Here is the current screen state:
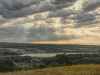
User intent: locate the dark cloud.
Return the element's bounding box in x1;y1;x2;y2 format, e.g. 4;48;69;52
74;13;96;27
0;0;37;18
84;1;100;12
0;0;99;43
0;0;99;18
0;0;75;18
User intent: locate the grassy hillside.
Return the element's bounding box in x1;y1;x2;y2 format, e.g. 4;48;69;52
0;64;100;75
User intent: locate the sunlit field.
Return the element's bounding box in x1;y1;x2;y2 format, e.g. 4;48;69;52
0;64;100;75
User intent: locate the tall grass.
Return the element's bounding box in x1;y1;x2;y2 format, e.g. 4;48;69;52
0;64;100;75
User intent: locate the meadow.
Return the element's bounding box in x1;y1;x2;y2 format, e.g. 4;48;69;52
0;64;100;75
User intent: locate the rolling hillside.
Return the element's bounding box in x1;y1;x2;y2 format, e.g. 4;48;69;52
0;64;100;75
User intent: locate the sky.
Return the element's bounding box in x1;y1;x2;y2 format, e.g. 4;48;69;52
0;0;100;45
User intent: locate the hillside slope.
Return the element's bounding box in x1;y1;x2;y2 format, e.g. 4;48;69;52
0;64;100;75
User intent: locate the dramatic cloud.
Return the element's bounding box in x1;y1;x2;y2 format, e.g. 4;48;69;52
0;0;76;18
0;0;99;44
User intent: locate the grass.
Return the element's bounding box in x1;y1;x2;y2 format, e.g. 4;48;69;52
0;64;100;75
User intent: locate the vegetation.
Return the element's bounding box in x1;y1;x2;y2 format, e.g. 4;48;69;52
0;53;70;72
1;53;100;72
0;64;100;75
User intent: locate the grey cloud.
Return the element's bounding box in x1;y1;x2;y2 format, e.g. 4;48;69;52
48;0;100;18
0;0;99;43
48;9;75;18
0;0;37;18
84;3;100;12
0;0;99;18
27;25;80;41
0;24;80;43
0;0;75;18
74;13;96;27
0;26;28;43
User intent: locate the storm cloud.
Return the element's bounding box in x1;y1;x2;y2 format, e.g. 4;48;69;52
0;0;99;43
0;0;76;18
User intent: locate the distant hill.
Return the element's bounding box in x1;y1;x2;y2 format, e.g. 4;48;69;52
0;42;99;48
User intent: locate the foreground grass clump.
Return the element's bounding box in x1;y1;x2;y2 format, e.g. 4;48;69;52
0;64;100;75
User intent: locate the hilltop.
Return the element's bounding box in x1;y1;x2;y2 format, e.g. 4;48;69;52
0;64;100;75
